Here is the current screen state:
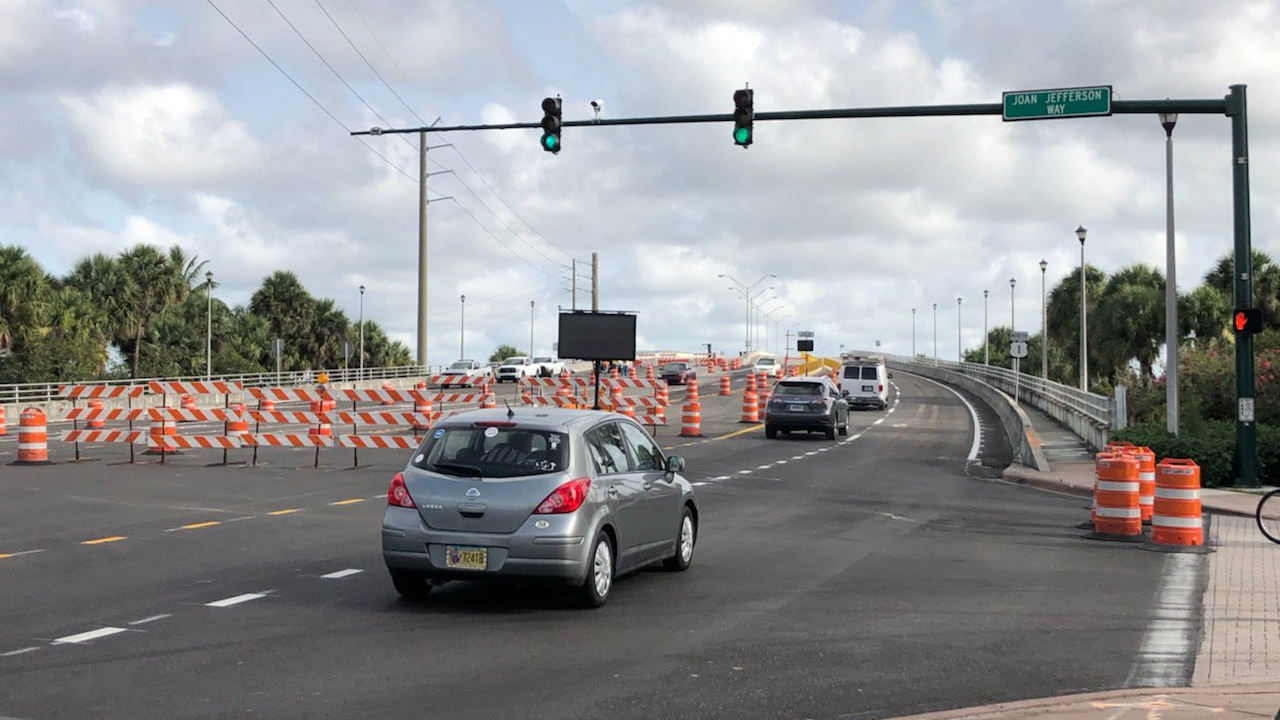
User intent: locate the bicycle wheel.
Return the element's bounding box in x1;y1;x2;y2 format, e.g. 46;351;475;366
1256;489;1280;544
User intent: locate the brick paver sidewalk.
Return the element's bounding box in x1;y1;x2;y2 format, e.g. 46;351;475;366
1194;514;1280;686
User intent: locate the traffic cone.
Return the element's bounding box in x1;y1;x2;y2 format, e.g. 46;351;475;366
680;399;702;437
720;376;731;396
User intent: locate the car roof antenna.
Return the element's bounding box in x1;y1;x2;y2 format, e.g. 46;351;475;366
504;399;516;420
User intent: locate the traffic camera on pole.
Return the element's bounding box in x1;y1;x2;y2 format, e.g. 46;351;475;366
540;96;562;154
732;87;753;148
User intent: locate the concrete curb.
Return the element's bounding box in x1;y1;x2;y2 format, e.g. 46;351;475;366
880;681;1280;719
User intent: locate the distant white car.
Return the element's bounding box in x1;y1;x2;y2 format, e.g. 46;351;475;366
441;359;492;388
531;356;565;377
495;356;537;383
752;356;783;377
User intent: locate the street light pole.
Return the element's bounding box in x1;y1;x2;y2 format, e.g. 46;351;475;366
459;294;466;359
1161;112;1180;435
1040;259;1048;380
205;271;213;377
358;285;366;380
1077;225;1088;391
983;289;989;365
1010;277;1017;376
719;273;777;354
957;297;962;363
932;302;937;366
911;308;916;359
530;300;535;357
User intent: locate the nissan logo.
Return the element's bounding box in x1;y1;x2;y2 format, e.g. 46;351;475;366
465;487;480;500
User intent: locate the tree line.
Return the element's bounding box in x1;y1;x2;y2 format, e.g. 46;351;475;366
962;250;1280;424
0;244;412;384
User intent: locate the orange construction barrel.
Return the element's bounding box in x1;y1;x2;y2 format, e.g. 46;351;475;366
15;408;51;465
86;399;105;429
1121;446;1156;523
1093;452;1141;536
1152;459;1203;546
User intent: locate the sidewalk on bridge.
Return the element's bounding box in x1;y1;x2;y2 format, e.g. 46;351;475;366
882;682;1280;719
1002;461;1277;519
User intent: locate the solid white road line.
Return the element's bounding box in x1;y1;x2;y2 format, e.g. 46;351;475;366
320;569;363;579
1;646;41;657
0;549;45;559
909;374;980;463
128;614;171;625
1126;551;1203;687
206;592;269;608
692;481;708;486
52;627;128;645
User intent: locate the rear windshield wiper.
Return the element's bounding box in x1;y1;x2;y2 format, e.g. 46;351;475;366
429;462;484;477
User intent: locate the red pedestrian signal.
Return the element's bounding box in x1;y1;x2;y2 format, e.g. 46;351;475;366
1234;307;1262;334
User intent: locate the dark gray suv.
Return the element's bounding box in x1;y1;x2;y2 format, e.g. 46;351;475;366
763;377;849;440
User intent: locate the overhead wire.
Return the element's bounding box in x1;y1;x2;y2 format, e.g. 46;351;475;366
203;0;417;184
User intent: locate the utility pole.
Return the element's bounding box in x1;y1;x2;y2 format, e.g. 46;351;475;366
417;131;429;371
1228;84;1257;486
530;300;536;357
911;308;916;359
571;257;577;311
591;252;599;311
983;289;989;365
1161;112;1179;435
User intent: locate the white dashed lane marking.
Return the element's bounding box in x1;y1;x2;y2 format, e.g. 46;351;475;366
128;614;170;625
320;569;363;579
52;627;128;645
206;592;269;608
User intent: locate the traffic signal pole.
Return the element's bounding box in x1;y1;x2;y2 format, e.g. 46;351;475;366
355;88;1255;484
1228;84;1258;487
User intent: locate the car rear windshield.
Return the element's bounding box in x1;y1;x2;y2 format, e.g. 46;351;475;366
757;358;776;365
776;382;823;396
843;365;878;379
449;362;472;370
662;363;687;371
533;357;553;363
412;426;568;478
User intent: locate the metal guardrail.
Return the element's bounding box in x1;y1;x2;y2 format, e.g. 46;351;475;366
885;354;1120;450
0;365;446;405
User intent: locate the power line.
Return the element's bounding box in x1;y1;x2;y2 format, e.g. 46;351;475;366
333;0;572;263
203;0;416;184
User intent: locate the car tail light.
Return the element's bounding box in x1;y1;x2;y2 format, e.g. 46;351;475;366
878;384;884;392
809;397;826;408
534;477;591;514
473;421;516;428
387;472;416;508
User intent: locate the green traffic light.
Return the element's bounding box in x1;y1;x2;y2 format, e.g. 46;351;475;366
542;133;559;151
734;127;751;144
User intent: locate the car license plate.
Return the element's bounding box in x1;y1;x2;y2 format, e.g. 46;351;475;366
788;404;804;411
445;545;487;570
862;385;874;392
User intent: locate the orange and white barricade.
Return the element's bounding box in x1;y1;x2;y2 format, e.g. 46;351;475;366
251;387;333;404
154;435;243;450
58;385;147;400
0;406;6;436
242;433;332;448
61;429;148;445
1093;453;1141;537
148;381;243;397
380;382;396;406
16;408;51;464
336;435;420;450
1152;459;1203;546
86;399;105;429
227;403;249;437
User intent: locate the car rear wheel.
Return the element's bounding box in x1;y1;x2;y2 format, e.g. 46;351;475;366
663;508;696;571
575;532;614;608
389;569;433;600
824;426;836;440
838;420;848;436
765;425;777;439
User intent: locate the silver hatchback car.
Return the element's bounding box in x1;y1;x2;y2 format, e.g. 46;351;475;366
382;408;698;607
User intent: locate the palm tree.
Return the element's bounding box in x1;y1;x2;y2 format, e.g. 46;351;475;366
307;298;350;369
1047;264;1108;386
250;271;314;368
1180;284;1230;345
1096;264;1166;379
65;252;131;352
0;245;51;351
1205;250;1280;320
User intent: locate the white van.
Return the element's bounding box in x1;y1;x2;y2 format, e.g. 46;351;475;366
839;355;889;410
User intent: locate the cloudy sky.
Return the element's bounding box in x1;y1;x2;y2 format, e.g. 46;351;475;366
5;0;1280;366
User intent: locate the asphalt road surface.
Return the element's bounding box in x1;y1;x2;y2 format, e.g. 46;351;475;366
0;372;1176;720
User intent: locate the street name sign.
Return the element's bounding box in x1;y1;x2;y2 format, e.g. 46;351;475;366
1010;331;1029;342
1003;86;1112;121
797;330;815;338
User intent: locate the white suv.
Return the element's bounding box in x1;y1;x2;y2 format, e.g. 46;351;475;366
838;358;889;410
531;356;565;377
496;356;537;383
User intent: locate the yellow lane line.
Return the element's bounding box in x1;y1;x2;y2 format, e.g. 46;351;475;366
179;521;222;530
329;498;366;506
267;508;302;516
81;536;127;545
711;424;763;441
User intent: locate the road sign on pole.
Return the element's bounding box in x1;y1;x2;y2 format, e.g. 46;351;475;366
1010;341;1029;359
797;330;815;338
1010;331;1029;342
1003;86;1112;121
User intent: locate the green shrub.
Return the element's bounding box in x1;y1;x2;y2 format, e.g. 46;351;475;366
1109;420;1275;488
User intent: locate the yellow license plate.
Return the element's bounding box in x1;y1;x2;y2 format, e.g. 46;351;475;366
445;545;487;570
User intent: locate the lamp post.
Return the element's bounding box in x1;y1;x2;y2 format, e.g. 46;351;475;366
719;273;777;353
1010;278;1017;376
932;302;937;366
358;285;365;379
1040;259;1048;380
459;294;466;360
911;308;916;359
763;305;785;352
757;295;782;350
983;289;989;365
204;271;213;377
1161;112;1180;435
1077;225;1088;391
529;300;535;357
957;297;962;363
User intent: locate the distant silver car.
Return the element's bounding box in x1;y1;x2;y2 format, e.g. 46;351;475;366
382;408;698;607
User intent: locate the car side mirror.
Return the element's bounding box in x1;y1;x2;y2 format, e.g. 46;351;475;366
665;455;686;477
